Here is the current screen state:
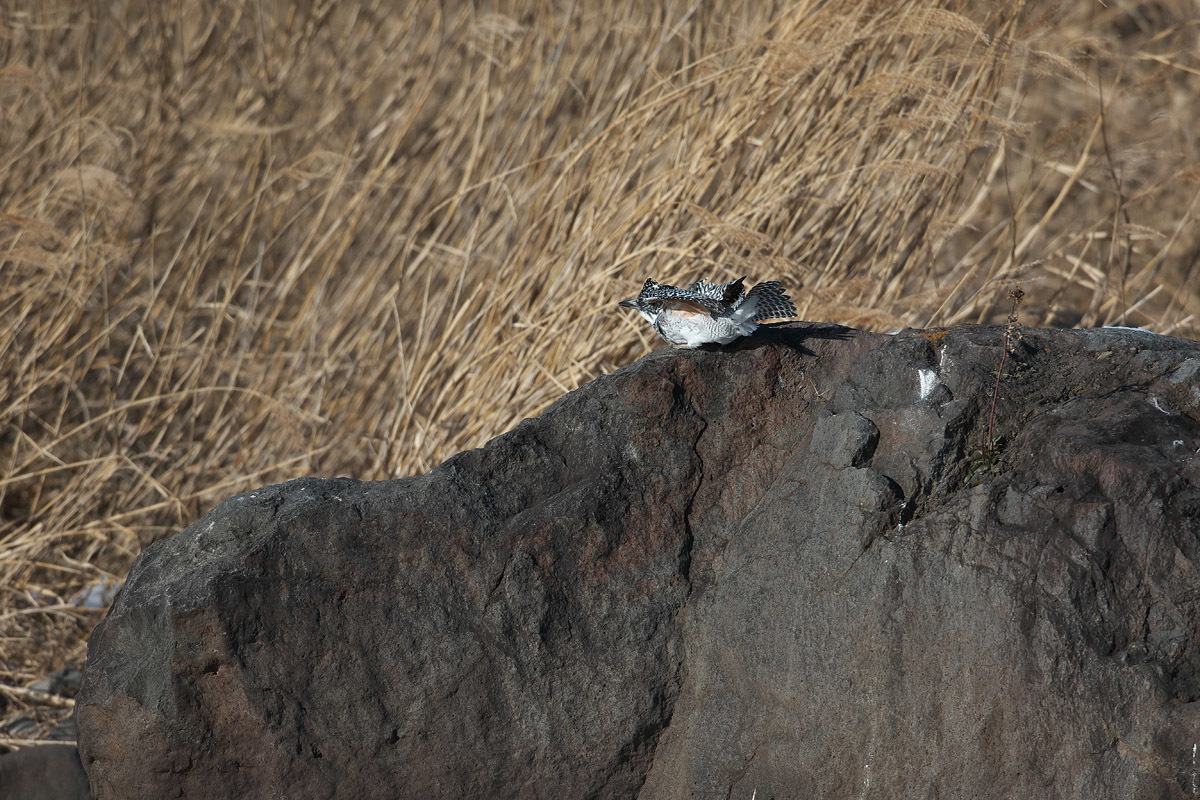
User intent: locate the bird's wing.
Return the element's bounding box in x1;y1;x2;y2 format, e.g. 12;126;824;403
720;277;746;304
688;276;746;304
662;297;715;317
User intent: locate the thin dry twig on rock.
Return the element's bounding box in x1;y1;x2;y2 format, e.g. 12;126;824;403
986;286;1026;449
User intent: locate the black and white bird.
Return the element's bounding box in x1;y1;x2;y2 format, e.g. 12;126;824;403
618;276;796;348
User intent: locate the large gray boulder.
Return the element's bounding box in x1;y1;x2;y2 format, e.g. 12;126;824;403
76;323;1200;798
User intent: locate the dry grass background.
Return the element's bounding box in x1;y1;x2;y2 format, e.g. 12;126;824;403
2;0;1198;748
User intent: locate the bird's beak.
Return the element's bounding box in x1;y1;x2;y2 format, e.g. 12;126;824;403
618;299;637;308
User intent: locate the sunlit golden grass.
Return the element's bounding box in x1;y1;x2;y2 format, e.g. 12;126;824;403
2;0;1199;745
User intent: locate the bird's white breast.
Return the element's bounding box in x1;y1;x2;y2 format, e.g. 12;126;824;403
654;310;755;348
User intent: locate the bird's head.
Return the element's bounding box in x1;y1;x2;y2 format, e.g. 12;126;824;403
618;278;668;323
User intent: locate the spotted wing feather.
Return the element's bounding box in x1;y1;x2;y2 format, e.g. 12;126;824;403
688;276;746;305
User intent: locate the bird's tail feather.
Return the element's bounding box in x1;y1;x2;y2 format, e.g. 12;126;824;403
734;281;797;322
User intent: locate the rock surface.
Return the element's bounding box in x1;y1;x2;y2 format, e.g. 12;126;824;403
0;744;92;800
76;323;1200;799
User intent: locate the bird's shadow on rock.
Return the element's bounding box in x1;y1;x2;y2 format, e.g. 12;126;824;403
710;321;857;357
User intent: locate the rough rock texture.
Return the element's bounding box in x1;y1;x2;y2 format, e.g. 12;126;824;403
0;744;92;800
76;324;1200;799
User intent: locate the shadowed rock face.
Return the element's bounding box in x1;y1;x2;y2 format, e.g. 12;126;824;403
0;744;91;800
76;323;1200;799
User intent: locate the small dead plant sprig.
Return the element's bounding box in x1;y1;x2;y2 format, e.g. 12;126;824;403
986;286;1026;452
1095;61;1133;327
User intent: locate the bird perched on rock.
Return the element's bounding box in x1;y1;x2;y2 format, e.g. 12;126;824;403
618;276;797;348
